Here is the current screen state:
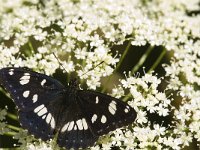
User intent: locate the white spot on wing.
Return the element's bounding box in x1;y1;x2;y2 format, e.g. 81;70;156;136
20;73;30;85
37;107;47;116
20;74;30;79
61;122;70;132
9;72;14;75
23;90;30;98
62;118;88;132
32;107;55;129
82;118;88;130
91;114;97;123
41;79;46;86
101;115;107;124
42;115;46;119
8;69;14;75
68;121;74;131
124;106;130;113
20;80;29;85
95;96;99;104
50;117;55;129
76;119;83;130
124;108;129;113
32;94;38;103
108;100;117;115
46;113;52;124
34;104;44;113
24;73;30;76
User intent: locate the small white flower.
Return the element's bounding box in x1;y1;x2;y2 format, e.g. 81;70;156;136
38;47;48;54
136;110;147;124
112;85;124;98
153;124;166;136
27;142;52;150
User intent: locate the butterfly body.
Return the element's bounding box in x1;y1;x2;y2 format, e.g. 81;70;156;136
0;67;136;149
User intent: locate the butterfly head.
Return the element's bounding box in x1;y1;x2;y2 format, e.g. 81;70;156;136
68;78;79;90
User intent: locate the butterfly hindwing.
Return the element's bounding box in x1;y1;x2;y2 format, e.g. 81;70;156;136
18;95;67;141
77;90;137;136
19;110;55;141
57;101;98;149
0;67;65;111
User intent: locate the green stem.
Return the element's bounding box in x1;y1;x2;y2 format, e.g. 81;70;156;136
7;125;21;131
3;131;17;136
122;93;132;102
7;112;18;121
115;40;132;72
148;48;166;73
0;88;11;99
28;40;34;52
101;41;132;92
131;45;154;75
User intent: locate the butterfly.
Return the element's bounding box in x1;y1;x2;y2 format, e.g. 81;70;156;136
0;67;137;149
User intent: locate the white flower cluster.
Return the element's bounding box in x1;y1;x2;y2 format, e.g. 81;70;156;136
27;141;53;150
0;109;10;135
121;73;170;119
0;0;199;149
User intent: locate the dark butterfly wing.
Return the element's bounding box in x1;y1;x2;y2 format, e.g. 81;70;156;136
19;110;55;141
18;96;67;141
57;90;136;149
0;67;137;149
57;101;98;149
0;67;66;140
0;67;65;111
77;90;137;136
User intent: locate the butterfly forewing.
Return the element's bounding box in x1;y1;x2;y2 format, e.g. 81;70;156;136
0;67;68;141
0;67;65;111
77;90;137;136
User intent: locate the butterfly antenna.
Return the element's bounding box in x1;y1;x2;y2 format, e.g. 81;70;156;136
53;52;104;76
53;52;68;73
82;61;104;76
